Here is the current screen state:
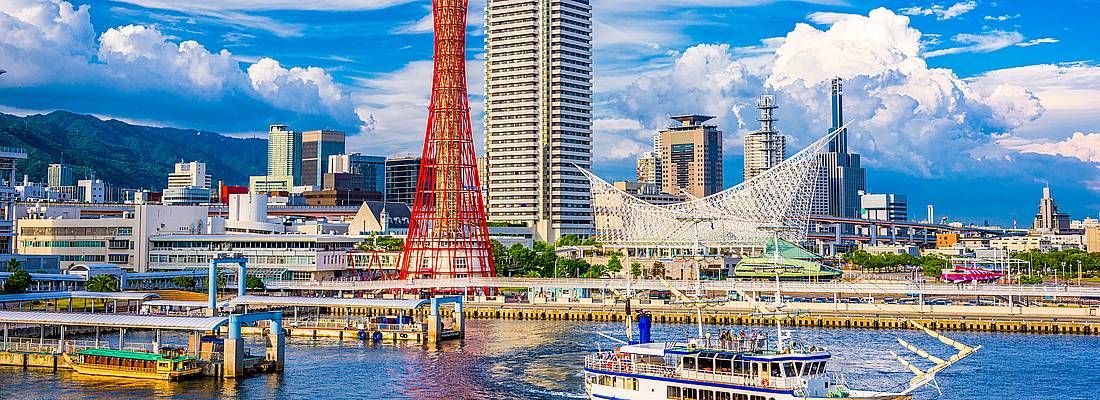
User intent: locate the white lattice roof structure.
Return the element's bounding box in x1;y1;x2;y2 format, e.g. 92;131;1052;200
582;128;842;248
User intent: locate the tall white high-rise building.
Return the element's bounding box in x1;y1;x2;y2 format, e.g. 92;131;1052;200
743;94;786;181
484;0;593;242
267;124;302;186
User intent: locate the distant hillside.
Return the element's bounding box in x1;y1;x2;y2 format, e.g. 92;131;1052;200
0;111;266;190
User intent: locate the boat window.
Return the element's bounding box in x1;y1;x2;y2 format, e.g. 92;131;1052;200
716;392;732;400
783;362;796;378
715;358;731;373
700;389;715;400
683;388;698;400
684;356;698;370
750;396;766;400
793;361;804;376
770;363;781;377
667;386;682;400
698;356;714;372
733;394;748;400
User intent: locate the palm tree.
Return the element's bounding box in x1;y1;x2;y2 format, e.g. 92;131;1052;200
85;275;119;292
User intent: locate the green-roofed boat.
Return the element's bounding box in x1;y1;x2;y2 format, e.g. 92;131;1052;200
733;238;843;281
63;348;202;380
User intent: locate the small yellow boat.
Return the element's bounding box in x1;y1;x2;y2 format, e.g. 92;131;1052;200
63;348;203;381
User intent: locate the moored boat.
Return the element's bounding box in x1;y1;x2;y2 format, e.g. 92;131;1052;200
63;348;202;381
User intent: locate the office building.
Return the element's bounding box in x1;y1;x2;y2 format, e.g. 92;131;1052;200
301;130;345;188
48;163;74;188
657;115;723;198
636;152;660;187
743;94;786;181
16;204;208;271
249;175;294;194
162;186;213;205
1032;186;1071;233
484;0;594;242
328;154;385;194
612;181;684;205
385;155;420;207
860;192;907;222
77;179;108;203
148;234;357;281
304;173;384;206
267;124;302;186
813;78;866;218
167;161;211;189
1086;225;1099;252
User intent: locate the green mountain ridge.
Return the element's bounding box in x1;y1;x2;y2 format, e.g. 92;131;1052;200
0;110;266;190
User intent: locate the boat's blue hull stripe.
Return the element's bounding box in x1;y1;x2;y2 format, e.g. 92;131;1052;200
584;368;795;395
591;394;629;400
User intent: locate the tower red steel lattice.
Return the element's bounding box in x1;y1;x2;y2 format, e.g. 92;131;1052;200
398;0;495;280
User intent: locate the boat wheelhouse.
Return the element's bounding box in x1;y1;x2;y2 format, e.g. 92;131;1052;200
63;348;203;381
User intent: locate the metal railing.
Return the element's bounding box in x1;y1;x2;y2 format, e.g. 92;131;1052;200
286;318;423;332
584;353;676;377
1;337;156;354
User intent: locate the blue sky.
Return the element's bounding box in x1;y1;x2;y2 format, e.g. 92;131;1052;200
1;0;1098;225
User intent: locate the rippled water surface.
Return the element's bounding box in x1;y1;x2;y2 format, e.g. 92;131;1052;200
1;319;1097;399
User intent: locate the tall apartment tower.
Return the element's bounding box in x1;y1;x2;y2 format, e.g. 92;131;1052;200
636;151;660;186
484;0;594;242
743;94;786;181
301;130;346;188
266;124;302;186
657;115;723;198
47;163;74;188
812;78;866;218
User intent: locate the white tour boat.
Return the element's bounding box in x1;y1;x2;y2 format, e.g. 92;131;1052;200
585;226;980;400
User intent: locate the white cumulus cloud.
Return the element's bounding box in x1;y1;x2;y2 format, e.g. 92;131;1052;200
0;0;362;133
999;132;1100;164
599;8;1043;178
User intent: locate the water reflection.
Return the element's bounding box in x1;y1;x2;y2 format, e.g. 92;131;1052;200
0;319;1096;399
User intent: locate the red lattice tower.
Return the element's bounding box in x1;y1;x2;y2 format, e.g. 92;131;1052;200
398;0;495;281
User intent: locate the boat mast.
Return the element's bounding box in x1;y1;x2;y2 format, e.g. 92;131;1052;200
692;218;704;339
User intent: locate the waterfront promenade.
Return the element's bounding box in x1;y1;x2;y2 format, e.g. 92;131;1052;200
264;277;1100;299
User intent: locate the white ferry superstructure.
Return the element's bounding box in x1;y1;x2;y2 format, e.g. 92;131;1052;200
584;332;909;400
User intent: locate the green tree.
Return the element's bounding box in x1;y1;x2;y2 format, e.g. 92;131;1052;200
556;234;582;247
86;275;119;292
583;263;606;279
5;258;22;272
374;236;404;251
172;276;197;290
245;276;266;290
607;253;622;274
3;267;31;294
630;262;642;279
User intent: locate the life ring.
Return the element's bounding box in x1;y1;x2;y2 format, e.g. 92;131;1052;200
371;331;383;343
399;333;408;339
357;329;367;340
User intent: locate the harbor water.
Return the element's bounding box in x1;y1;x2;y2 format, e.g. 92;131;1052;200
0;319;1097;399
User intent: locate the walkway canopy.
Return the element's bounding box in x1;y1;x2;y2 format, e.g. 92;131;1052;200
0;310;229;331
229;295;429;310
0;291;159;303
